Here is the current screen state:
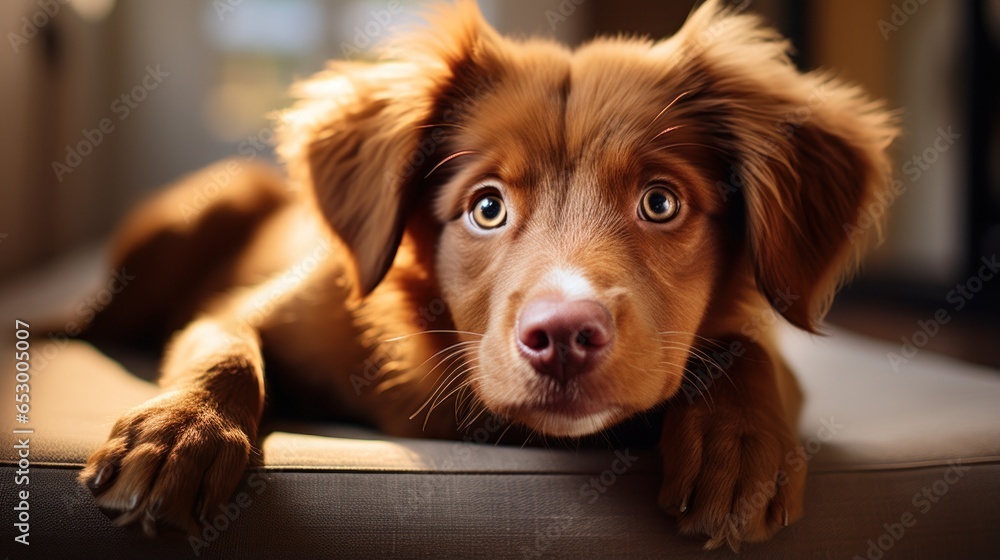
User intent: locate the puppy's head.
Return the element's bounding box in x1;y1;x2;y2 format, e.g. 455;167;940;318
279;0;897;437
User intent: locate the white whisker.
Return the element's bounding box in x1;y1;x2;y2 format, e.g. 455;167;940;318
383;329;484;343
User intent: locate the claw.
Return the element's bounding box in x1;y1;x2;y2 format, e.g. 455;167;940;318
147;496;163;519
89;463;115;490
141;514;159;538
112;506;143;527
660;489;691;517
782;507;789;527
196;498;206;522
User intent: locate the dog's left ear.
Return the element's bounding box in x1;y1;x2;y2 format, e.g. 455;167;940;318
277;61;441;295
277;1;502;295
670;1;899;332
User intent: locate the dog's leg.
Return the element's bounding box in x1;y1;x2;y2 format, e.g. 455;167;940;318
85;160;290;347
78;314;264;536
658;337;806;550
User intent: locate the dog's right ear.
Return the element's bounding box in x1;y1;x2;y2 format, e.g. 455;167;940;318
277;1;503;295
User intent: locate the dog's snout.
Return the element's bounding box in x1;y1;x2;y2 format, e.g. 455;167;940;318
516;298;613;381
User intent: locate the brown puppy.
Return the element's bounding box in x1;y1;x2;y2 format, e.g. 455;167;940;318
79;0;897;550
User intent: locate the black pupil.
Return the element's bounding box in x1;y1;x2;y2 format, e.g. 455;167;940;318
648;191;669;215
479;197;501;220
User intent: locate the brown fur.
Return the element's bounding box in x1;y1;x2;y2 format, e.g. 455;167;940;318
79;0;897;549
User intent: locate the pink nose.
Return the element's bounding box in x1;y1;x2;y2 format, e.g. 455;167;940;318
516;298;614;381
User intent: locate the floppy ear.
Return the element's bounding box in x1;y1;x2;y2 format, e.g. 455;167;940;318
670;0;899;332
277;1;503;295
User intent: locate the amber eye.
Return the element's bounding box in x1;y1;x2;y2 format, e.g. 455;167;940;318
639;185;680;223
470;193;507;229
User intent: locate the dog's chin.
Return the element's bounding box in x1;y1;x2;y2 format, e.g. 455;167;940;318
521;407;623;437
492;401;624;438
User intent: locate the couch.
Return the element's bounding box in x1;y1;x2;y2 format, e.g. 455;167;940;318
1;247;998;559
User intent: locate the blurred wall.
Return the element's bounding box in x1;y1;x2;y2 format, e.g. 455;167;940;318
0;0;589;280
811;0;966;286
0;0;977;295
1;0;115;278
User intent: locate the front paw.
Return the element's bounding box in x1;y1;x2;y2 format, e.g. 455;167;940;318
79;390;254;536
657;402;805;550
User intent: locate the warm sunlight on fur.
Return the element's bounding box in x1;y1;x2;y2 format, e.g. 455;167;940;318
79;0;897;551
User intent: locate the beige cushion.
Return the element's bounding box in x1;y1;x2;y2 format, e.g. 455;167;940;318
1;249;998;558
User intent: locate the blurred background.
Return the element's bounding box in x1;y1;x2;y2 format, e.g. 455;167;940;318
1;0;998;366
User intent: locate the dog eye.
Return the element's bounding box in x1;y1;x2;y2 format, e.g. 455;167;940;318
470;193;507;229
639;185;680;223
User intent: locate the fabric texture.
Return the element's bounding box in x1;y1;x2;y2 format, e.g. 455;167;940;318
1;251;998;559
